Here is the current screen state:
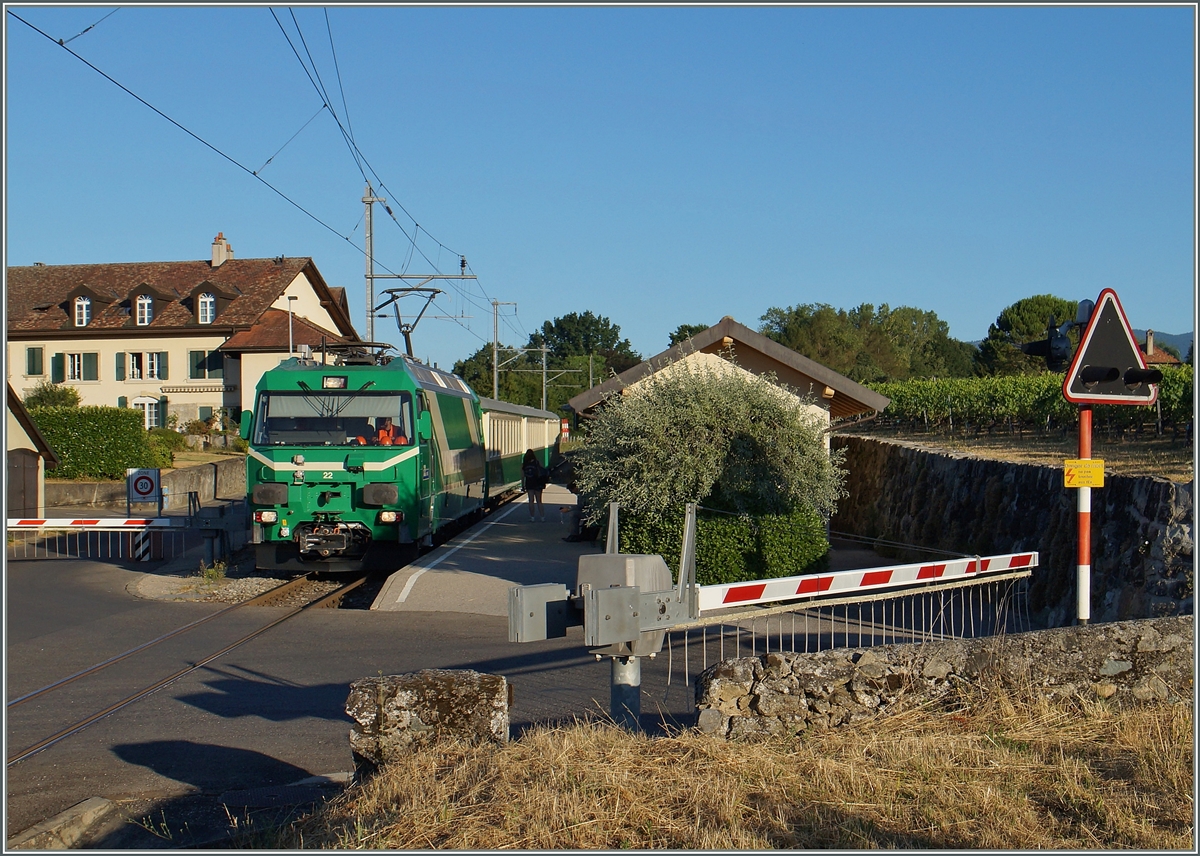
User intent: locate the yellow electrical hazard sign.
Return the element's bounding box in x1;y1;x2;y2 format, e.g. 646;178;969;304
1064;459;1104;488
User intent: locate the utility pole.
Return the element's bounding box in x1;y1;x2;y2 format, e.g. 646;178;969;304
542;347;547;411
363;183;385;344
492;299;516;399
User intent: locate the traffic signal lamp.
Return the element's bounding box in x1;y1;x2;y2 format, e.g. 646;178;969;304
1078;365;1119;387
1020;315;1074;371
1123;368;1163;389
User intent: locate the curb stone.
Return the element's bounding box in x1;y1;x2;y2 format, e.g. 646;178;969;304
6;797;114;850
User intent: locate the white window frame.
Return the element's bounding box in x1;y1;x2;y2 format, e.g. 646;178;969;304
198;293;216;324
74;297;91;327
128;352;143;380
131;396;160;429
67;352;83;381
146;352;162;380
136;295;153;326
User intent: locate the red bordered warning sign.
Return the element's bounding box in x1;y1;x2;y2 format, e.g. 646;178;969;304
127;468;162;502
1062;288;1159;406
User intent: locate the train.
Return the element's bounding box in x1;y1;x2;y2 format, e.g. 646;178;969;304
239;349;560;573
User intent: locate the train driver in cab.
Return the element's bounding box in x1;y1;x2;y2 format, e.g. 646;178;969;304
375;416;407;446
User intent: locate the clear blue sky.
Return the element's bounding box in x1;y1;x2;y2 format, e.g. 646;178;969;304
5;4;1195;369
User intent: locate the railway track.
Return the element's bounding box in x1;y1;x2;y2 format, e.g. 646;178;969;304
6;573;369;767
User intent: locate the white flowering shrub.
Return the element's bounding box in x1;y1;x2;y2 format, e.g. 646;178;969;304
572;356;847;583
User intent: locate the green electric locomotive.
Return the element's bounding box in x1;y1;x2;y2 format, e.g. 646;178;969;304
240;351;558;573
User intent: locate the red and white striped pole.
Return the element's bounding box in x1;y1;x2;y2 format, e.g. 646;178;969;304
1077;405;1092;625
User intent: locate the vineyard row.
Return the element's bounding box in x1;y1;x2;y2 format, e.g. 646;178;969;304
864;366;1194;434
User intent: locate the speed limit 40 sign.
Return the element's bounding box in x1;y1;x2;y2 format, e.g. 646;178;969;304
127;468;162;502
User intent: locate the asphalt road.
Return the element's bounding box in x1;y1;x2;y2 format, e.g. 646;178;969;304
5;558;696;847
6;489;888;847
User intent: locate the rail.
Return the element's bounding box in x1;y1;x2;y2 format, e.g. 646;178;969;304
6;573;368;767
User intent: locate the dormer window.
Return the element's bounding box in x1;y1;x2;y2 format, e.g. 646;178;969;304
198;293;216;324
136;295;154;326
74;296;92;327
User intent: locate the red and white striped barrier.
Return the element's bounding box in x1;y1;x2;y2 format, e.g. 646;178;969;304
697;552;1037;613
6;518;187;530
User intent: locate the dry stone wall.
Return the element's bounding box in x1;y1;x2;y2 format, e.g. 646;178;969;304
695;616;1193;739
832;435;1193;627
345;669;510;778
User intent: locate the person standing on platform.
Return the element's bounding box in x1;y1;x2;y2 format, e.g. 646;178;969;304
522;449;548;521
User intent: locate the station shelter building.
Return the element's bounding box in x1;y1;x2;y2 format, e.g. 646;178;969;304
566;316;891;446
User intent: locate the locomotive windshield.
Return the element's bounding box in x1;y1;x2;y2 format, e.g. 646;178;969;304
253;391;415;447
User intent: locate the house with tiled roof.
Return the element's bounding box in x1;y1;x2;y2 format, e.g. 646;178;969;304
5;233;360;428
566;317;891;447
1139;331;1183;367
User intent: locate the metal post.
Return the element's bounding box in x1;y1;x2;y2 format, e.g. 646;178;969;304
363;183;384;344
541;347;547;411
492;300;499;399
287;295;297;356
611;655;641;730
605;502;620;554
1078;406;1094;626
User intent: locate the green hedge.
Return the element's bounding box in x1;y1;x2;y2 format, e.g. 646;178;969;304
30;406;161;480
617;506;829;586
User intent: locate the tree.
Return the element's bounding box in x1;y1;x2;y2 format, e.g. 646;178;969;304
668;323;710;347
975;294;1078;376
759;302;974;383
1187;341;1194;366
528;311;640;366
23;380;80;409
572;359;846;526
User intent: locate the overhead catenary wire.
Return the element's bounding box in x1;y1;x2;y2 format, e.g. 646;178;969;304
58;7;119;45
7;10;363;253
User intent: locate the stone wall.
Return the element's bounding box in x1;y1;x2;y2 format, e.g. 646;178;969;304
832;435;1193;627
695;616;1193;739
45;456;246;510
346;670;510;779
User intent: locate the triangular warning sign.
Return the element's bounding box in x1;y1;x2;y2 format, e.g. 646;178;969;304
1063;288;1159;405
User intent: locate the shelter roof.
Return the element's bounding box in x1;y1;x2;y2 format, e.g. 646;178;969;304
566;316;890;421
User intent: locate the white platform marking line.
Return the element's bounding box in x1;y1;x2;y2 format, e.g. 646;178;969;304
395;502;525;603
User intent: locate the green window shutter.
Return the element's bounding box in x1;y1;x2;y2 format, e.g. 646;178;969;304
208;351;223;379
115;352;126;381
159;396;169;424
51;353;65;383
82;352;99;381
158;352;168;380
26;347;43;376
189;350;205;379
117;396;128;408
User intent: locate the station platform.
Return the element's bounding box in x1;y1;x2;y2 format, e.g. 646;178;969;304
372;484;600;614
371;485;889;616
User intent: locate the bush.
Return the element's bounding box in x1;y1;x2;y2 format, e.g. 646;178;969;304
575;355;845;523
30;406;159;480
573;354;843;584
23;381;80;409
150;427;188;452
183;418;211;435
147;427;185;467
618;506;829;585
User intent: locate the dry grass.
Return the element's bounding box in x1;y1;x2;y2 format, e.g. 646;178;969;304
268;685;1193;850
854;429;1194;484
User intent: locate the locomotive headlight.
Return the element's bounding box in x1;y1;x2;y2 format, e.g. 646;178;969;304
377;511;399;524
255;510;279;523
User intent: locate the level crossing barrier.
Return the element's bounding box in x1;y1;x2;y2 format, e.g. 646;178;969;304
508;501;1039;729
662;567;1033;688
6;500;248;563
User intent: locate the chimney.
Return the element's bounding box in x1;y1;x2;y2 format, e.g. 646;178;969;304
211;232;234;267
1146;330;1155;355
